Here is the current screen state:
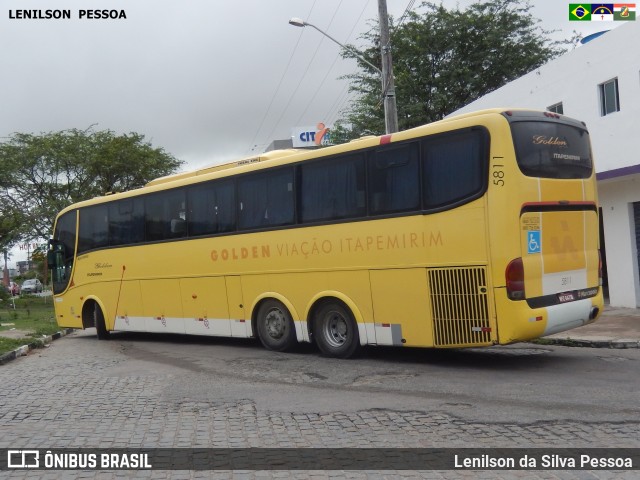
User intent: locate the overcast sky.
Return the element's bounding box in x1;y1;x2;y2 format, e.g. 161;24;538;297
2;0;623;262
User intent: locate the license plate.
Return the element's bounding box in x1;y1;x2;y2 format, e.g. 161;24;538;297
558;292;575;303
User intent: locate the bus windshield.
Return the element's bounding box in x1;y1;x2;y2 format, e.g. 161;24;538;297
49;210;77;295
511;121;593;179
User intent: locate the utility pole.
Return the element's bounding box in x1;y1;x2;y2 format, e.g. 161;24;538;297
2;250;9;287
378;0;399;133
289;1;399;134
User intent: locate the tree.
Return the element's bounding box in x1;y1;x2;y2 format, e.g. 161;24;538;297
0;203;23;284
334;0;570;141
0;127;183;242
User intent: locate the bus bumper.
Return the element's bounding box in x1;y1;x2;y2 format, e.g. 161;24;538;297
494;287;604;344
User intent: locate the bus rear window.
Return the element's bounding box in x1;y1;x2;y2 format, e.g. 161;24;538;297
511;121;593;179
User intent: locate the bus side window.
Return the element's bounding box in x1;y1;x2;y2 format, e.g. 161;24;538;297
170;218;186;236
145;189;186;241
300;153;366;223
189;179;236;236
215;181;236;233
369;143;420;215
167;191;186;238
109;199;144;246
145;211;164;242
78;205;109;253
238;168;294;230
422;130;486;209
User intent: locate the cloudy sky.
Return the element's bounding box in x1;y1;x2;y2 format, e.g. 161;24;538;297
2;0;623;262
1;1;618;167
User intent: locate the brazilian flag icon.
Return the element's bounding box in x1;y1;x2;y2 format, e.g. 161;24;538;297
570;4;592;20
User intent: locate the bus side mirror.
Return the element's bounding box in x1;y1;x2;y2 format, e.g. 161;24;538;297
47;239;64;269
47;250;56;269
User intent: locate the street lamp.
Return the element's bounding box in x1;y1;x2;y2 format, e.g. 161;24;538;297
289;18;381;74
288;17;399;134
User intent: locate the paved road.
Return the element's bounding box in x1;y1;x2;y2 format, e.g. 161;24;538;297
1;329;639;479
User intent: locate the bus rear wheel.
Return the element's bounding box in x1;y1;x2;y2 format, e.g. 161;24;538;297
256;299;297;352
313;302;360;358
94;303;110;340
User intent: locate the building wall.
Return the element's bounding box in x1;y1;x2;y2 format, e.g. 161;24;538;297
598;177;640;306
451;21;640;307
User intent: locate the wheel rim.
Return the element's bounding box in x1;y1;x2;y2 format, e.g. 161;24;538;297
264;307;286;340
322;310;349;348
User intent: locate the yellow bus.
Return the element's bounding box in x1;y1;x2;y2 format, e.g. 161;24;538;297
48;109;603;358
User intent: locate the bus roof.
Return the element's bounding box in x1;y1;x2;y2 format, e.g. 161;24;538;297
145;149;303;187
144;108;519;187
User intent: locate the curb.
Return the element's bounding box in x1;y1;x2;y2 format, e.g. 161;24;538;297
534;337;640;349
0;328;75;365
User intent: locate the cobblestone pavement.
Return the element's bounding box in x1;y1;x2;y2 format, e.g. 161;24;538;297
1;331;638;479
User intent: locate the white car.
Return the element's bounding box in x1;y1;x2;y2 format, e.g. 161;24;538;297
21;279;43;294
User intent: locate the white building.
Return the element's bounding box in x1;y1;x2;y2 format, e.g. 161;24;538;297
452;21;640;307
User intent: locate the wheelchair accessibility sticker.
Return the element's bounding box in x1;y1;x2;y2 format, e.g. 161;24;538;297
528;230;541;254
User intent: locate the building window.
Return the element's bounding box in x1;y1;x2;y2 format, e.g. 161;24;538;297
547;102;563;114
599;78;620;116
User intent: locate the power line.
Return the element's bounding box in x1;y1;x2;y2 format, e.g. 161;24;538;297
294;0;372;125
247;0;319;153
395;0;417;30
325;0;411;129
324;86;350;125
262;0;345;145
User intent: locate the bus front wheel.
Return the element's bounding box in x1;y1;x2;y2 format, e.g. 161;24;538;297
313;302;360;358
256;299;297;352
94;303;110;340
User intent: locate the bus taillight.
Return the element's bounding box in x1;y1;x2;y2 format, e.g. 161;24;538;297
506;257;525;300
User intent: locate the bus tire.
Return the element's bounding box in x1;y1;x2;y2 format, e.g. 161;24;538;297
256;299;297;352
94;303;110;340
313;301;360;358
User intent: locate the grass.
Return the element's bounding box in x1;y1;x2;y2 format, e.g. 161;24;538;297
0;295;62;356
0;337;43;355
